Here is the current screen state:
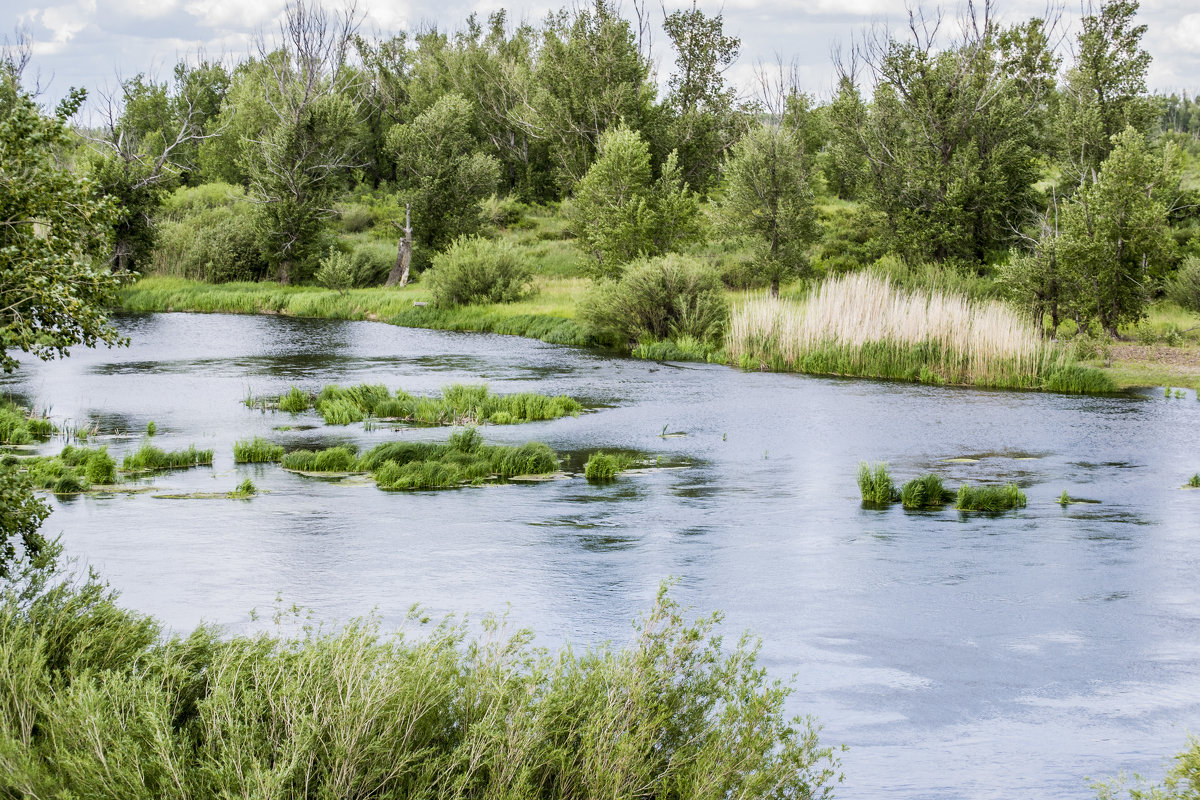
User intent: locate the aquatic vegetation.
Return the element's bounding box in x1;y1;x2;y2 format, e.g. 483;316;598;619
1059;489;1071;505
259;383;582;428
728;273;1113;393
955;483;1027;512
0;575;839;800
584;451;635;481
858;462;899;505
230;478;257;497
899;474;955;509
1042;365;1118;395
122;444;214;472
233;437;285;463
146;420;157;436
1188;474;1200;488
281;446;360;473
0;399;56;445
21;446;117;493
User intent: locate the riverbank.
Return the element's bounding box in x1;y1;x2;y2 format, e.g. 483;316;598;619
116;276;1200;391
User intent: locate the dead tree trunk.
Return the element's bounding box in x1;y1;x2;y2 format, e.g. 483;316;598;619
386;204;412;287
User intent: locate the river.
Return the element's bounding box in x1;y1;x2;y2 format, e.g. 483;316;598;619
3;311;1199;799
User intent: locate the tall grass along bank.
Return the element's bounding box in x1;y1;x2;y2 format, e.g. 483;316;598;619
0;574;840;800
728;273;1115;393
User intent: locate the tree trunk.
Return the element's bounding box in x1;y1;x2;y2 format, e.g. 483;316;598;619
386;204;412;287
278;260;292;286
770;278;780;298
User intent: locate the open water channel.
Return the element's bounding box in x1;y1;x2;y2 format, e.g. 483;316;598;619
3;311;1199;798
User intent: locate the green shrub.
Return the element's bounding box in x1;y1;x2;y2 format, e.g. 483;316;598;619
580;253;729;348
858;462;898;505
479;193;527;228
233;438;285;464
425;236;535;307
900;474;955;509
151;204;270;283
315;247;356;294
338;203;375;233
955;483;1027;512
347;240;396;287
1166;255;1200;313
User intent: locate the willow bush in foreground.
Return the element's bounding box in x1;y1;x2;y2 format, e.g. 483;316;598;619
0;577;840;799
728;273;1115;392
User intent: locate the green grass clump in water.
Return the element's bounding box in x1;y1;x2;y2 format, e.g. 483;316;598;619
281;446;360;472
955;483;1027;512
1188;474;1200;488
264;382;582;428
899;474;955;509
1042;365;1117;394
233;437;285;463
0;575;839;799
858;462;899;505
22;446;117;493
1059;489;1071;505
278;387;311;413
584;451;636;481
146;420;157;436
0;399;56;445
229;478;257;497
358;428;558;490
123;444;214;472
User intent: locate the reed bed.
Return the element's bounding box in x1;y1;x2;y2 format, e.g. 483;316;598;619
261;382;582;427
232;437;284;463
728;273;1114;392
0;574;839;800
122;444;214;472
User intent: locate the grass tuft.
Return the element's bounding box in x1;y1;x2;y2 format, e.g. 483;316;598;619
584;451;635;481
1188;474;1200;488
955;483;1027;512
858;462;899;505
122;444;214;473
0;399;56;445
899;474;955;509
233;437;285;463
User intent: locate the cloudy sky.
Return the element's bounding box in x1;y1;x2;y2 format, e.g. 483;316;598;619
7;0;1200;110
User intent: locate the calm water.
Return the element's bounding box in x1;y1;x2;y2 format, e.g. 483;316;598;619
4;312;1199;799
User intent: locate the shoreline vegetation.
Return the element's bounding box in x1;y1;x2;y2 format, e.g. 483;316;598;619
117;273;1175;395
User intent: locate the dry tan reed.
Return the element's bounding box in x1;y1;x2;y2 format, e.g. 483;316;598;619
727;272;1070;388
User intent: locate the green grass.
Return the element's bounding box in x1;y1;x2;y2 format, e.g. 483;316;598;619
21;446;117;493
229;478;257;497
233;437;285;463
583;451;636;481
122;444;214;472
899;474;955;509
858;462;899;505
0;399;56;445
281;446;360;473
146;420;157;436
955;483;1027;512
0;573;840;800
286;429;559;490
1041;364;1119;394
1188;474;1200;488
259;383;583;427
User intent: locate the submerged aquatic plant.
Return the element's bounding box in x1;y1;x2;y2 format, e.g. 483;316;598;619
955;483;1027;512
899;474;955;509
857;462;899;505
233;437;285;463
123;444;214;472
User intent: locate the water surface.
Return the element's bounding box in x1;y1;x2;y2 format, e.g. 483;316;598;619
4;312;1199;799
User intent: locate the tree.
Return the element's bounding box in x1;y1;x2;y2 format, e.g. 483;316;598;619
1058;0;1155;185
823;75;867;199
569;125;700;276
659;2;746;191
1057;127;1175;336
242;0;363;284
0;465;54;585
0;71;124;373
387;93;501;265
714;123;818;297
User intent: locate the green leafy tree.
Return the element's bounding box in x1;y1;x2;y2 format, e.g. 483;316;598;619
1058;0;1156;185
0;465;55;586
570;125;700;276
823;76;868;200
0;73;123;373
714;123;818;296
387;93;502;264
1057;127;1175;336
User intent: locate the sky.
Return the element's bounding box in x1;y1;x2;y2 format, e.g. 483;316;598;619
6;0;1200;111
